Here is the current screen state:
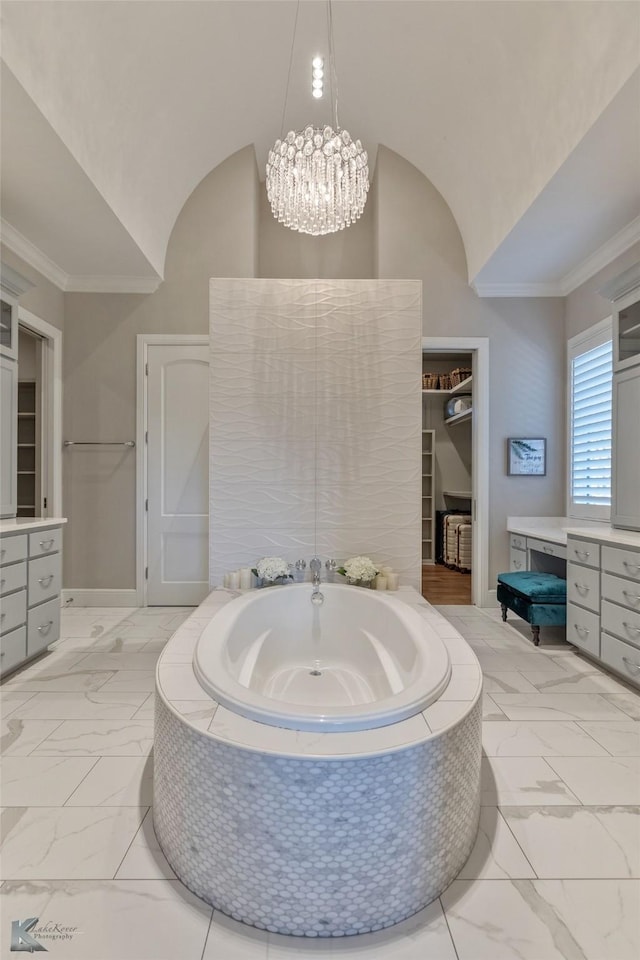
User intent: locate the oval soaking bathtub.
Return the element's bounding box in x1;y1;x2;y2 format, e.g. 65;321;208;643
154;584;482;938
193;583;451;731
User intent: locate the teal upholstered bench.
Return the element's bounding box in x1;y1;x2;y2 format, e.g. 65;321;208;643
497;572;567;646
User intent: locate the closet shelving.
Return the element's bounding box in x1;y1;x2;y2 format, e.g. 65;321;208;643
421;428;435;564
16;380;37;517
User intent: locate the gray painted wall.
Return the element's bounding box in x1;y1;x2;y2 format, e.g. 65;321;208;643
8;143;633;596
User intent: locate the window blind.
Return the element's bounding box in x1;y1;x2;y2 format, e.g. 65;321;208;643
570;339;612;506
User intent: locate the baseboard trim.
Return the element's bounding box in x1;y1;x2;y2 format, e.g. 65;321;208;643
61;589;140;608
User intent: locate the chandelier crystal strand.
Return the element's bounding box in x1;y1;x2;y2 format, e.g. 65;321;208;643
266;125;369;235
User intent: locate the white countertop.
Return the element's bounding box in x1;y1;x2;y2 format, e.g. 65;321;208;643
507;516;640;548
0;517;67;535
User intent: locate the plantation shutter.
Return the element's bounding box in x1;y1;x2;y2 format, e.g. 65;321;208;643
570;339;613;507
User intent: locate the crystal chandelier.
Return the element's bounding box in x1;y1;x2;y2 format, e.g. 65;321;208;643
265;3;369;235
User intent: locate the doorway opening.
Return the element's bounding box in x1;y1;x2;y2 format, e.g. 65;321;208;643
421;337;489;607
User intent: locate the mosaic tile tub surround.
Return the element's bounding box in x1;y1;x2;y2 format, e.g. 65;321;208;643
153;587;482;937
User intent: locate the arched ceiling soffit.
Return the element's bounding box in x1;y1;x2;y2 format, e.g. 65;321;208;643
2;1;639;282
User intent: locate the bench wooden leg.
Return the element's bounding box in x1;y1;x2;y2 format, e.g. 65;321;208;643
500;603;508;622
531;625;540;646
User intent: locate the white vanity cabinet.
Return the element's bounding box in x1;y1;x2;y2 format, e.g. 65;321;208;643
0;519;65;677
509;533;527;572
1;262;34;519
566;537;601;659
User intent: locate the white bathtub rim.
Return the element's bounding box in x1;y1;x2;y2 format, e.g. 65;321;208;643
192;583;453;733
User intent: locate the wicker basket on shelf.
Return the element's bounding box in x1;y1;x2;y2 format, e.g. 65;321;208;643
422;373;440;390
439;373;452;391
450;367;471;387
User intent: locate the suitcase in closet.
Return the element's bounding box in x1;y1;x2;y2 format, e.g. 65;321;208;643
456;522;472;572
444;514;471;568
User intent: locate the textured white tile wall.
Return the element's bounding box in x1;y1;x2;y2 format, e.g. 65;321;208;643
209;279;422;589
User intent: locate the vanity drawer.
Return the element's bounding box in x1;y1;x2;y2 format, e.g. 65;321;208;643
567;562;600;613
567;604;600;658
510;534;527;552
527;537;567;561
29;528;62;558
27;597;60;656
28;552;61;605
0;535;28;566
602;545;640;582
509;545;526;572
0;626;27;677
567;537;599;570
602;572;640;612
0;560;27;596
602;599;640;650
0;588;27;635
600;632;640;687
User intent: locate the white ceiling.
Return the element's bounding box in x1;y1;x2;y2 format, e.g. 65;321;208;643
1;1;639;295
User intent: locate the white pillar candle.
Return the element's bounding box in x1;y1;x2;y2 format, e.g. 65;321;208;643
228;570;240;589
386;573;399;591
375;575;388;591
381;566;393;578
239;567;252;590
223;573;231;588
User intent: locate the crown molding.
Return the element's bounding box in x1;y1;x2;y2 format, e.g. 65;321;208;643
1;219;69;290
559;216;640;296
0;219;161;294
66;275;162;294
471;281;563;298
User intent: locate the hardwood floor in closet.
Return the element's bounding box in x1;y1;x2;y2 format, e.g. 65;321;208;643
422;564;472;605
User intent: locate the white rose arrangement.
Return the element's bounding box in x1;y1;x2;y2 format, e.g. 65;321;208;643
337;556;378;583
252;556;292;582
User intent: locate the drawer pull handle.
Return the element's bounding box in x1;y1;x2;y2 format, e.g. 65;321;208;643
574;582;589;595
623;560;640;576
39;539;55;550
574;624;589;638
622;590;640;606
575;550;590;561
622;656;640;675
622;621;640;637
37;620;54;633
37;575;54;587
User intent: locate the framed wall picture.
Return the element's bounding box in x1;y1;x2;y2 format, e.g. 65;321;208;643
507;437;546;476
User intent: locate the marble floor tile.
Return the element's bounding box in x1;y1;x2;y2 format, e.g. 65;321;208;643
58;616;133;639
132;694;155;719
32;719;154;756
481;672;540;694
60;606;136;618
441;878;640;959
481;757;580;805
0;691;36;718
65;756;154;806
456;806;535;880
577;721;640;756
481;721;609;757
0;806;146;879
481;694;506;721
2;662;116;693
603;692;640;720
501;806;640;878
9;691;148;720
201;912;269;960
1;756;97;806
0;878;212;958
1;717;63;755
544;756;640;805
471;651;572;676
115;809;176;880
97;670;157;693
75;651;162;672
521;671;632;694
490;693;631;721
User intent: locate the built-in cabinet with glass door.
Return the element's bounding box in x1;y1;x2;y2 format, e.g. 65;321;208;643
0;291;18;518
603;263;640;531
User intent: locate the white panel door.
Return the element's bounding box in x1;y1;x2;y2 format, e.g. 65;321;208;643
147;344;209;605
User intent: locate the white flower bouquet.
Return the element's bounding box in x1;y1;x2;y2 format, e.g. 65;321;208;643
252;556;293;584
337;556;378;584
